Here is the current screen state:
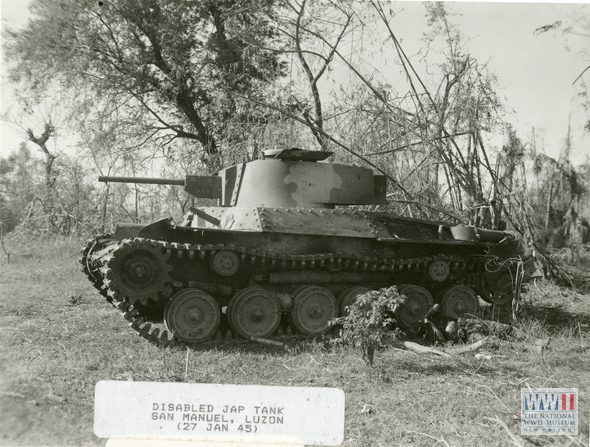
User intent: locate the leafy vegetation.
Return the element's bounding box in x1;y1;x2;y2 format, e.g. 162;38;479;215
333;287;404;366
4;0;287;160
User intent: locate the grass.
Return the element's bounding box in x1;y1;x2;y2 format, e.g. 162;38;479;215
0;236;589;446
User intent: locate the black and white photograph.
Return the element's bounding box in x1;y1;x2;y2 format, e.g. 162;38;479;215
1;0;589;446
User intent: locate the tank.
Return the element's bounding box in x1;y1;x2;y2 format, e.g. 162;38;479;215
80;148;539;346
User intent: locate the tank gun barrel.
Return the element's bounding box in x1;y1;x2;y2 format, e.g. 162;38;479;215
98;176;185;186
99;175;222;199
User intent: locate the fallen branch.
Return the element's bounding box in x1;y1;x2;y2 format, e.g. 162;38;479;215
251;337;284;348
444;338;487;355
402;341;451;358
393;338;487;358
0;391;26;399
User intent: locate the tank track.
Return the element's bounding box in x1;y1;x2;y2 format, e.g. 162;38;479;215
80;234;113;299
81;235;488;348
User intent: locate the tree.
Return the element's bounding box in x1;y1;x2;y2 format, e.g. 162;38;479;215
282;0;354;149
529;125;589;247
0;143;41;234
409;2;505;224
232;1;508;223
4;0;288;168
317;1;505;222
26;122;60;230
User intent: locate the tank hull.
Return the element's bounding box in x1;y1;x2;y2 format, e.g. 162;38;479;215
81;206;531;346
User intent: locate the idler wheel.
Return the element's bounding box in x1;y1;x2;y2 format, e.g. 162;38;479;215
440;285;479;319
477;269;514;305
164;289;220;343
426;260;450;282
227;287;281;339
291;286;338;336
210;250;240;276
337;287;372;317
395;285;434;329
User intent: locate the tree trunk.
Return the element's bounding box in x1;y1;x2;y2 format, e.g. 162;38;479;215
102;183;110;233
545;178;553;230
27;123;59;233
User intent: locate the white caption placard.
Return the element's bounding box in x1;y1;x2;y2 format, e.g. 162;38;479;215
95;381;344;446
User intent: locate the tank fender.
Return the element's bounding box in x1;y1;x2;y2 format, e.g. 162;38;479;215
112;223;144;240
112;218;174;241
136;217;175;241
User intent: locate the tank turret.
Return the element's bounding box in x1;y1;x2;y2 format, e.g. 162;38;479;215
99;149;387;208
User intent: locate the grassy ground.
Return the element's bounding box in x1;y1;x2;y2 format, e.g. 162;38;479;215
0;236;589;447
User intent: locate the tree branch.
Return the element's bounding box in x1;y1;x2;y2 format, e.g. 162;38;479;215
367;132;471;156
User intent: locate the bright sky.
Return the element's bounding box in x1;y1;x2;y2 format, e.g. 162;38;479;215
1;0;589;166
446;1;590;165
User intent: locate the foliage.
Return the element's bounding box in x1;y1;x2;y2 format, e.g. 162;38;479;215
333;286;405;366
0;146;99;237
4;0;288;166
521;126;590;249
0;143;41;234
411;2;504;223
3;0;297;235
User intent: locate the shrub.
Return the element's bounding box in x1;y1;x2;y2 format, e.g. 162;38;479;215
332;286;405;366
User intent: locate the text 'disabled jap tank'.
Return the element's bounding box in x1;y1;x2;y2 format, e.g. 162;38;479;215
81;149;538;346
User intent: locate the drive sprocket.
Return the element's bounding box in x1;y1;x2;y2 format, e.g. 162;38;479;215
477;259;515;305
102;238;173;306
